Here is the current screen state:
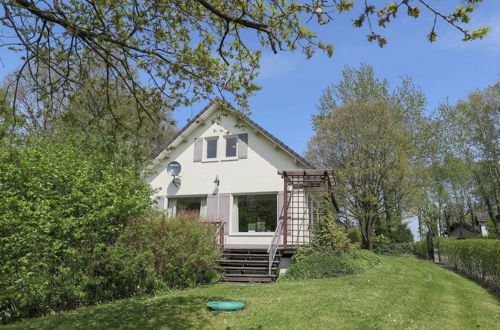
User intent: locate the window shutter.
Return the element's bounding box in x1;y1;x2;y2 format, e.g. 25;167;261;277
238;133;248;159
193;138;202;162
206;194;218;221
219;193;231;233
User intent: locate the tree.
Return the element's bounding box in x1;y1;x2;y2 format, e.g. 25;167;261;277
0;0;490;128
306;65;424;249
436;81;500;233
1;65;177;160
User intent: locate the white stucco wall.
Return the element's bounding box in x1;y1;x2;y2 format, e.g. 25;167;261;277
147;108;307;246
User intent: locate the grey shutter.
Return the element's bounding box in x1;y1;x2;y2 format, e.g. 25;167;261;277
219;193;230;233
206;194;218;221
238;133;248;159
193;138;202;162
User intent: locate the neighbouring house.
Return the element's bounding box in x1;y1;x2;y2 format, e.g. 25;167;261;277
147;99;338;282
446;212;489;238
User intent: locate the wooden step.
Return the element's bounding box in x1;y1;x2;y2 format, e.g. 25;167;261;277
216;259;278;265
221;274;276;283
217;266;278;271
217;248;282;283
224;273;277;278
221;277;274;283
223;253;275;257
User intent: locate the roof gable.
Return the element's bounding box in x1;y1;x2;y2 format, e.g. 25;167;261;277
153;99;314;168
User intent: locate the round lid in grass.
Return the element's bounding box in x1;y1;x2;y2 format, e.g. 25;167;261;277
207;301;245;312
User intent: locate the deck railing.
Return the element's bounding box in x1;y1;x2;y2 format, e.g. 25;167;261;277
201;221;225;251
267;218;283;275
214;221;225;250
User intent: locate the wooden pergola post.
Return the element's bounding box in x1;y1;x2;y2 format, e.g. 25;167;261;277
283;172;288;247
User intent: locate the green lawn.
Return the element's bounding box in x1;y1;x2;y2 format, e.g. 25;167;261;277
4;256;499;330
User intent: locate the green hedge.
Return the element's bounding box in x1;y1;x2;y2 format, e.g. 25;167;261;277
372;235;415;256
414;240;428;259
374;242;416;256
435;238;500;287
281;250;380;280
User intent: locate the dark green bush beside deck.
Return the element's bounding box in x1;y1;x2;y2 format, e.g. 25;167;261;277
281;250;380;280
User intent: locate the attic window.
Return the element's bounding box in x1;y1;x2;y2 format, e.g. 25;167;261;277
225;136;237;158
206;138;217;159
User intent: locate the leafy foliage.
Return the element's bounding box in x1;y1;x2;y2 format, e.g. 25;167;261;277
373;235;415;256
293;203;356;262
414;240;429;259
0;134;220;324
1;68;177;162
102;212;221;293
282;250;380;280
0;134;153;323
0;0;489;121
307;64;425;249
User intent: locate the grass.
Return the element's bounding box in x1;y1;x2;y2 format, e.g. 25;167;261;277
4;256;499;330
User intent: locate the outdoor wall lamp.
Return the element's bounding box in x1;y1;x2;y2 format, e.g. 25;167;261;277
213;175;220;187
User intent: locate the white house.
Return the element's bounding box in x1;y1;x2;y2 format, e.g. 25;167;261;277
147;99;337;282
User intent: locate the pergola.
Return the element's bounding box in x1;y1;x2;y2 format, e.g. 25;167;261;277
279;170;339;248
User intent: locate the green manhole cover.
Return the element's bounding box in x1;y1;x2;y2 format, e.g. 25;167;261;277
207;301;245;313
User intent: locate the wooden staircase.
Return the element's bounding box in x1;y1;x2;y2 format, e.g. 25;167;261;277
217;248;281;283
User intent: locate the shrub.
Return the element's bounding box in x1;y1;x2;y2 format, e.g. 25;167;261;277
0;135;152;323
373;235;415;256
282;250;380;280
294;203;356;262
414;240;428;259
99;212;221;295
347;229;362;245
434;238;500;287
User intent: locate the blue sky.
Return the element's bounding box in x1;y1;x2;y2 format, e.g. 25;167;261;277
1;1;499;155
178;1;500;154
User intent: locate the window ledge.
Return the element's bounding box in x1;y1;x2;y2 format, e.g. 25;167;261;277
221;157;238;162
201;159;219;163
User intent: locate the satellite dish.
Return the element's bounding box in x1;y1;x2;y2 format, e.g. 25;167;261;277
167;161;181;177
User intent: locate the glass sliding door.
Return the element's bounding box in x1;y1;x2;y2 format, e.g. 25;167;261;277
234;194;277;232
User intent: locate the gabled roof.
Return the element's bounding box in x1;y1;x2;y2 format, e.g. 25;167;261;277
152;98;314;168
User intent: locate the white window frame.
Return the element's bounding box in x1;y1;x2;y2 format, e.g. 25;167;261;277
203;136;219;162
231;192;278;234
222;135;238;161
